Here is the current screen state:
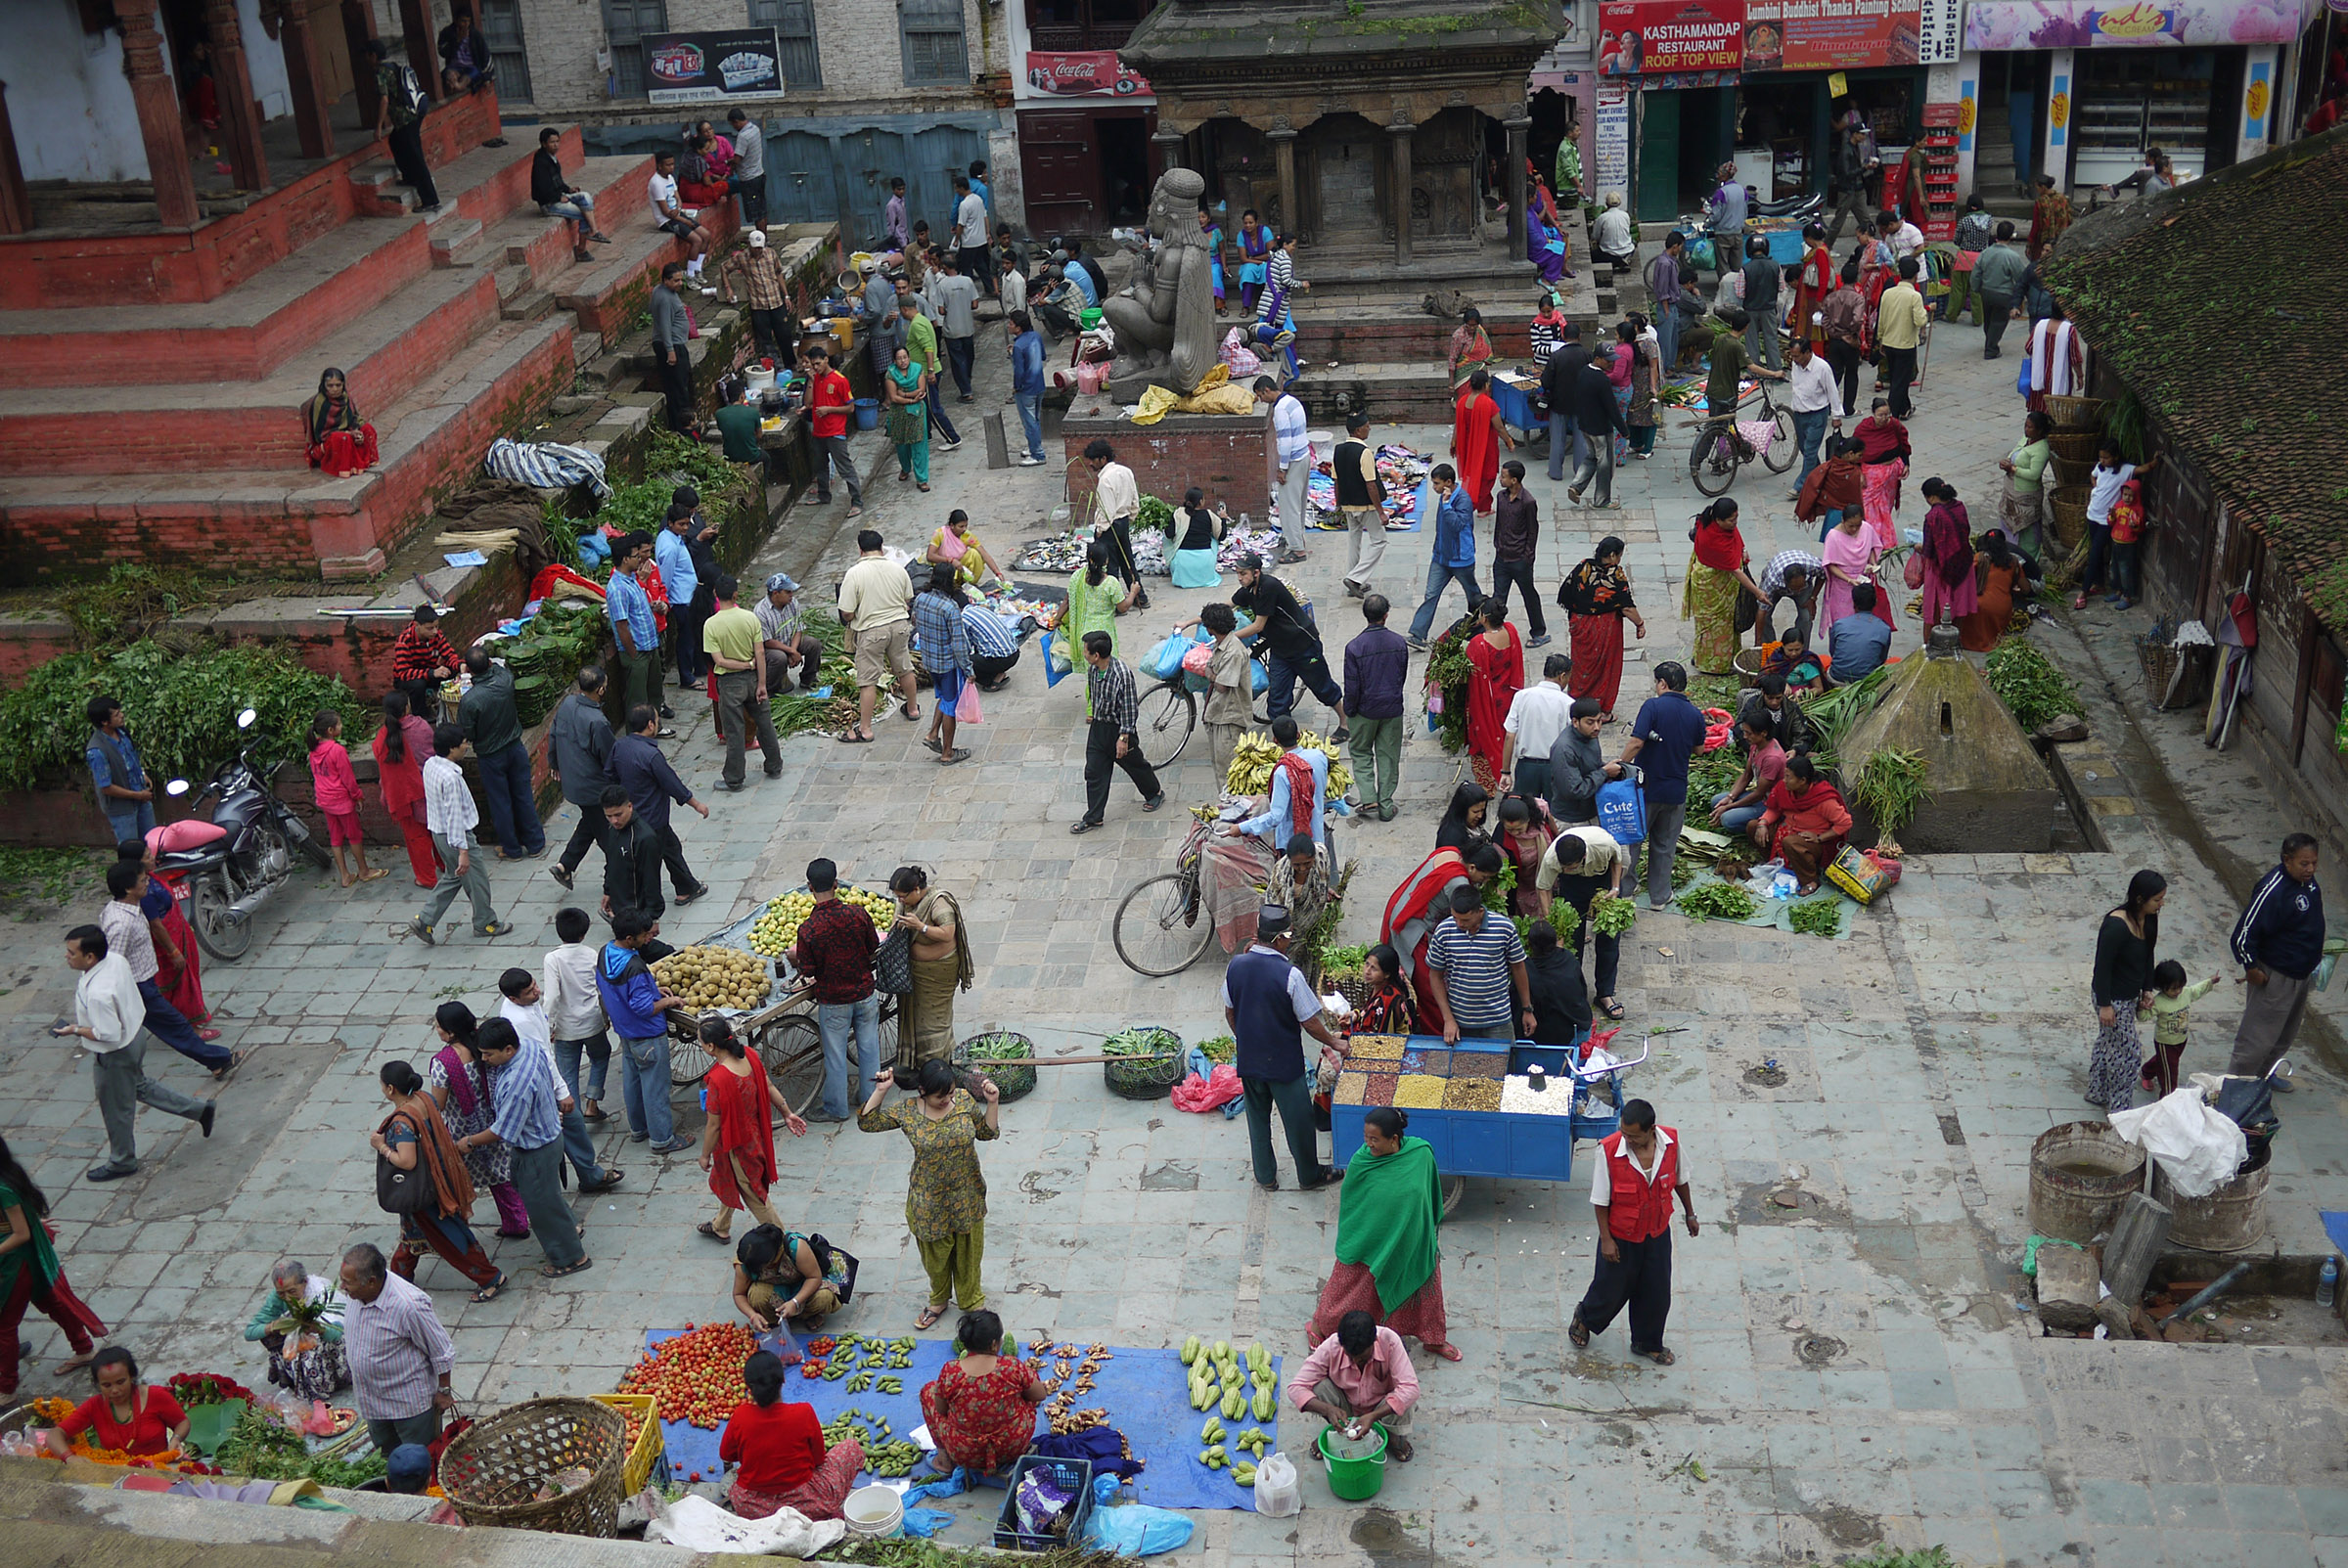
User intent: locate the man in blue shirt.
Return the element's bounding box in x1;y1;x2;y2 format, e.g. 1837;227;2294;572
1221;715;1328;852
1221;904;1343;1190
654;507;702;698
608;706;709;908
85;695;154;845
472;1018;591;1276
1407;463;1484;649
1009;309;1047;466
1618;661;1708;908
1826;585;1892;685
604;532;667;730
2229;833;2325;1088
596;907;694;1149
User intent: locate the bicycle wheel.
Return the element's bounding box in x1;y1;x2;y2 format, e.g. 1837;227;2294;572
1135;681;1196;771
1690;424;1737;497
754;1012;827;1116
1113;872;1217;977
670;1015;716;1086
878;994;908;1075
1761;403;1798;473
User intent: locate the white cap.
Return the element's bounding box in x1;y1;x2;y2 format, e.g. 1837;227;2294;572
747;229;767;247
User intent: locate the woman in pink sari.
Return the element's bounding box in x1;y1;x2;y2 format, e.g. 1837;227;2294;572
1852;398;1910;552
1819;510;1895;637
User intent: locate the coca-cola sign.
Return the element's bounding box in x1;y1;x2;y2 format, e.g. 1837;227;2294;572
1024;50;1150;97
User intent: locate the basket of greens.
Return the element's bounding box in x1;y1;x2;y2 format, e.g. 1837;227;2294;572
957;1031;1039;1104
1102;1026;1186;1099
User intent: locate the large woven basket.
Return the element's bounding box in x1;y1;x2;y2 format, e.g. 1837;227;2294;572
2048;428;2101;463
957;1030;1038;1104
2047;454;2095;491
2048;484;2091;551
2045;394;2107;430
1102;1026;1185;1099
438;1396;627;1537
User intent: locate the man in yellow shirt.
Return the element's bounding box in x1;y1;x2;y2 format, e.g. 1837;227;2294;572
1874;256;1929;421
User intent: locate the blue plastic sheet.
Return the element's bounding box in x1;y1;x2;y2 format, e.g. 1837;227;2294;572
641;1327;953;1485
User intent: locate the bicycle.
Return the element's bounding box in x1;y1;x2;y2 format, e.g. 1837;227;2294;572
665;957;901;1111
1112;807;1344;977
1133;642;1276;773
1687;378;1796;497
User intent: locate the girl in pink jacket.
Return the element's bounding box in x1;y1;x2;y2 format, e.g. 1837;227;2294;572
308;708;384;887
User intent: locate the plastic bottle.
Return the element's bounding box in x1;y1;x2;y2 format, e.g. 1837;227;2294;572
2320;1256;2339;1309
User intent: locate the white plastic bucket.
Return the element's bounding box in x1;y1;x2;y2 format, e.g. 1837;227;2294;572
843;1484;903;1538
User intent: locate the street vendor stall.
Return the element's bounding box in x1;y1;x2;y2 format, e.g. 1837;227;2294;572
1330;1035;1647;1184
660;885;904;1093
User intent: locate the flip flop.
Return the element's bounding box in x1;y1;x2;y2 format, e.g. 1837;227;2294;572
56;1351;98;1374
916;1304;947;1329
937;748;969;765
541;1259;593;1279
471;1277;509;1303
1427;1341;1464;1363
835;732;875;744
902;702;921;720
1568;1313;1590;1349
1635;1346;1677;1366
358;869;388;882
696;1222;727;1240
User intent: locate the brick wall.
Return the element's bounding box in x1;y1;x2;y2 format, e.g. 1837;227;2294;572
1060;413;1276;515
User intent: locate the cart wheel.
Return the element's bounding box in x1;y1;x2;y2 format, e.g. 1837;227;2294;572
755;1012;827;1117
1440;1175;1467;1220
670;1016;717;1087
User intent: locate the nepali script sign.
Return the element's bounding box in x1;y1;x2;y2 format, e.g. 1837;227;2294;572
643;28;786;105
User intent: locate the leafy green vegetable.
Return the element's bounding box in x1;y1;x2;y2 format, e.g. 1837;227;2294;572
1103;1027;1181;1057
1319;943;1370;973
1852;746;1929;843
1986;636;2082;731
1196;1034;1236;1065
963;1032;1033;1060
1136;495;1178;537
1787;898;1844;937
1676;882;1760;920
1587;892;1638;937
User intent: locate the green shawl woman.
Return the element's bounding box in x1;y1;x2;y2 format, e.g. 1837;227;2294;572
1307;1110;1459;1359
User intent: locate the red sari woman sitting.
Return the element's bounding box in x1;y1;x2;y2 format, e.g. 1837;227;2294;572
919;1310;1045;1476
303;368;379;476
1751;753;1853;894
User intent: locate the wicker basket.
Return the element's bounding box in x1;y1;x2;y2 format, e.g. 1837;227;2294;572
438;1396;627;1537
589;1393;666;1496
1732;647;1769;690
958;1031;1038;1104
2048;454;2095;490
2048;484;2091;551
1101;1026;1185;1099
2045;394;2107;430
2137;636;2180;698
2048;429;2101;463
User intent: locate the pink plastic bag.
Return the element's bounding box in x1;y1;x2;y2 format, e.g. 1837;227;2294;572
1171;1062;1243;1113
1180;642;1215;678
954;682;982;724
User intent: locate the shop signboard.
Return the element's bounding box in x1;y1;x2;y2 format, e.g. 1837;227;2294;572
1599;0;1745;73
1595;80;1633;195
1917;0;1962;62
1964;1;2303;50
1023;50;1151;97
642;28;786;105
1742;0;1923;71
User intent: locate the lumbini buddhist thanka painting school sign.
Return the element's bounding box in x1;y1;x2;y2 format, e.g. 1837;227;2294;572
644;29;788;104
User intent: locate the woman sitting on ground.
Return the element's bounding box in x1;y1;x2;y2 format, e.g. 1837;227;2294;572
917;1308;1045;1476
243;1257;346;1401
1750;752;1852;894
731;1224;855;1333
721;1349;866;1519
1350;944;1419;1039
45;1347;189;1458
302;368;378;477
926;509;1009;590
676;134;731;209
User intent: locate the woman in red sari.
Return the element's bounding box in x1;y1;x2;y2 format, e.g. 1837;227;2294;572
695;1017;807;1242
919;1310;1045;1476
126;836;216;1038
1558;537;1646;721
1381;843;1502;1022
372;691;439;888
1448;367;1509;514
1788;222;1832;351
722;1350;865;1519
302;368;379;477
1751;754;1853;895
1464;600;1524;788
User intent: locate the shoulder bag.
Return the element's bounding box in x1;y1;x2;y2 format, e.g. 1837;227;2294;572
375;1113;436;1217
873;920;916;996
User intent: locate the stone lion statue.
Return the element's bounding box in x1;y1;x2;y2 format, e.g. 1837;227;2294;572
1101;167;1217;401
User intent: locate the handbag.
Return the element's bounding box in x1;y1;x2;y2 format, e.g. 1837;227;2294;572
873;920;916;996
375;1114;437;1218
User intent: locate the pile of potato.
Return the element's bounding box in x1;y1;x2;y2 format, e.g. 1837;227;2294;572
650;946;773;1011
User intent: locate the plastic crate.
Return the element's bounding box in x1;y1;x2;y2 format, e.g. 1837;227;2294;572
993;1455;1093;1552
591;1392;668;1496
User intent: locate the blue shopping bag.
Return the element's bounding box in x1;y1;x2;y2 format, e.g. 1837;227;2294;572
1140;631;1194;682
1596;772;1648;847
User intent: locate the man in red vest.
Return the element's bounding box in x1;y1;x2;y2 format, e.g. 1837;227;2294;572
1569;1098;1698;1365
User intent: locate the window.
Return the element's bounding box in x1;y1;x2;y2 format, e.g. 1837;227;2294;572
747;0;822;89
899;0;968;87
477;0;532;103
602;0;670;100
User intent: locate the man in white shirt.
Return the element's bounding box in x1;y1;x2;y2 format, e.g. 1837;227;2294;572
725;108;766;226
1503;651;1578;803
647;151;711;280
411;722;508;945
1591;193;1638;270
62;924;210;1181
1780;336;1845;495
1255;377;1313;563
1081;438;1150;609
499;966;623;1192
951;176;989;286
542;906;612;1119
837;528;918;742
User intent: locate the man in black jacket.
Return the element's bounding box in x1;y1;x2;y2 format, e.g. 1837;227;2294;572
608;705;710;907
436;12;495;93
549;667;615;892
2228;834;2325;1089
598;785;668;922
531;127;609;264
1541;322;1592;482
1568;356;1631;509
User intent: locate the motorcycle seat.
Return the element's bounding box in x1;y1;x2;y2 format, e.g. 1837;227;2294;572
148;820;228;856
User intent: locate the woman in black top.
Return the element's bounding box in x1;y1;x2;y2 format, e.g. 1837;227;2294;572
1522;920;1592;1046
1170;485;1227;590
2086;869;2165;1110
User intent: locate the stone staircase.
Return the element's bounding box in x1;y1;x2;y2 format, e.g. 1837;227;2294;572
0;119;734;581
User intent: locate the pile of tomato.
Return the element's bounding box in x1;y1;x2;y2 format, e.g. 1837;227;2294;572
617;1321;760;1429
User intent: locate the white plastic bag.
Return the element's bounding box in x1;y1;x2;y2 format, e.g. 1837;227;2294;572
648;1494;846;1556
1253;1451;1301;1518
2107;1084;2248;1199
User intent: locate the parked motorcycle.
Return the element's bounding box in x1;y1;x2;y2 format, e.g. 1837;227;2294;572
159;707;333;962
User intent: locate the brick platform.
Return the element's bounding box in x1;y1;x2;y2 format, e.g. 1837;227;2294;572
1061;409;1276;515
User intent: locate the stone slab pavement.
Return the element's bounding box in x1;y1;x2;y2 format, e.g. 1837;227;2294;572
4;294;2348;1566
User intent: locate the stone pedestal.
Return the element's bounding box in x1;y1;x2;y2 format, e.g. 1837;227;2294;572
1059;408;1272;515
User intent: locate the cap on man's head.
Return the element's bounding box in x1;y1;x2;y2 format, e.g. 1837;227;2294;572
747;229;767;247
385;1445;434;1493
1255;904;1292;940
765;572;798;596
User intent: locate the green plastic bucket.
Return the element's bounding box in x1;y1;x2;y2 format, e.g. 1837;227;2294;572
1315;1423;1387;1501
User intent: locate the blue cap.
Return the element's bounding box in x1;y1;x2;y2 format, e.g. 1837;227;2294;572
765;573;798;595
385;1444;434;1490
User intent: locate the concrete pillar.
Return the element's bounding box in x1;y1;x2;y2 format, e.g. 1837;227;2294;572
270;0;337;160
1269;123;1297;240
342;0;383;131
2043;49;2074;190
1503;109;1530;253
0;81;31;236
1152;127;1186;173
117;3;202;229
203;0;271;191
1386;118;1414;265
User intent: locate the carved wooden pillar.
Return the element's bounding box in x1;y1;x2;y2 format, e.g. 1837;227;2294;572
342;0;383;130
204;0;271;189
1387;117;1415;266
1503;109;1530;253
0;81;31;236
262;0;335;159
1268;122;1297;240
117;4;202;228
398;0;437;101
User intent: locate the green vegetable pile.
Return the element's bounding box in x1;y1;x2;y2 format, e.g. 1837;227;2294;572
1787;898;1844;937
964;1032;1033;1062
1985;636;2082;731
1136;495;1178;537
1676;882;1760;921
212;1404;384;1487
1422;621;1475;754
819;1406;923;1477
1103;1027;1180;1058
1586;892;1638;938
1483;857;1517;914
1196;1034;1237;1065
1851;746;1929;845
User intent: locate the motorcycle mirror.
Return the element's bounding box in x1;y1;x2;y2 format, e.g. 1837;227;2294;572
236;707;258;730
166;779;191;797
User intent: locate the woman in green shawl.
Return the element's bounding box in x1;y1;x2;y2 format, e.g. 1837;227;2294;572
0;1135;107;1400
1308;1108;1461;1361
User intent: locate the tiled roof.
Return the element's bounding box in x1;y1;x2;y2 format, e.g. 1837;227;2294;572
2044;126;2348;633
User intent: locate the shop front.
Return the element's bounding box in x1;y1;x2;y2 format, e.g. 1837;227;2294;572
1011;0;1161;238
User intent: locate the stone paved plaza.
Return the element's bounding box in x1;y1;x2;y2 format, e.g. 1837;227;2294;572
5;322;2348;1567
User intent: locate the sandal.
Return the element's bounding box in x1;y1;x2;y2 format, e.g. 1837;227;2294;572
1598;998;1625;1020
902;701;921;721
471;1277;509;1303
358;868;388;882
835;731;875;744
915;1304;947;1329
696;1222;728;1241
1635;1346;1677;1366
924;736;943;753
1427;1341;1464;1363
937;748;969;765
1568;1313;1591;1349
542;1259;594;1279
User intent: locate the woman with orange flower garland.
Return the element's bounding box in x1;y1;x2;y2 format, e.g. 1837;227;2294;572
45;1347;188;1458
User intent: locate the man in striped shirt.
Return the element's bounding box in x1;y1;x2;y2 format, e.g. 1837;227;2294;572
1424;884;1534;1043
1755;550;1823;645
1070;632;1163;834
339;1243;456;1456
963;602;1019;690
472;1020;591;1277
